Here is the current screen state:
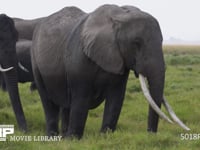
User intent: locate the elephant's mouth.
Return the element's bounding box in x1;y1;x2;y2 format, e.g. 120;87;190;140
138;74;190;131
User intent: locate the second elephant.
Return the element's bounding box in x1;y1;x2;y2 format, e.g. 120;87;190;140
0;14;27;131
31;5;189;138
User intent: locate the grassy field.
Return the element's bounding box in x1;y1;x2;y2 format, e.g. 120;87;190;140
0;45;200;149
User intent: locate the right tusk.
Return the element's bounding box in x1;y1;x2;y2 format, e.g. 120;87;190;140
0;64;14;72
139;74;173;124
18;62;29;73
163;97;190;131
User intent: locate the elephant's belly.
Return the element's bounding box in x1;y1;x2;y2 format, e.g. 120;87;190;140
37;53;69;106
89;92;105;109
42;73;69;107
88;81;107;109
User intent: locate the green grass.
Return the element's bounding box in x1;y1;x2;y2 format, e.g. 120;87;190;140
0;45;200;149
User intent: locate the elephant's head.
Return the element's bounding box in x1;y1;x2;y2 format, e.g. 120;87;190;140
81;5;189;131
0;14;27;131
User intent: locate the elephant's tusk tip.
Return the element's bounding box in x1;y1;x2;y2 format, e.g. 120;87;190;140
162;97;191;131
186;128;191;131
18;62;29;73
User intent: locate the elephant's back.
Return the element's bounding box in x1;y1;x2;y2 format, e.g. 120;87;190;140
31;7;86;107
32;6;86;76
42;6;86;37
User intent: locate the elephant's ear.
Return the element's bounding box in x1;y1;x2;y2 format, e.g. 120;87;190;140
81;11;125;75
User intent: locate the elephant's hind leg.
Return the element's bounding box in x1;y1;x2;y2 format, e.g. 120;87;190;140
61;107;70;136
66;86;91;139
33;67;59;136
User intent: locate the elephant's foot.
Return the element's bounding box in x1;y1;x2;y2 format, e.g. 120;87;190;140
63;131;83;140
147;107;159;133
46;122;59;136
47;130;59;137
18;122;27;133
100;126;116;133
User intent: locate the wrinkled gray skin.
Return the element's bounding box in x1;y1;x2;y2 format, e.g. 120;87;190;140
0;14;27;131
32;5;165;138
0;40;36;91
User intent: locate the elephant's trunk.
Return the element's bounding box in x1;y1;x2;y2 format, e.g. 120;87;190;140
3;67;27;131
139;74;173;124
146;70;165;132
138;71;190;131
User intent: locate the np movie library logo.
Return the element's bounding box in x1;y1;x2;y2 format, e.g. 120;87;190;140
0;125;14;141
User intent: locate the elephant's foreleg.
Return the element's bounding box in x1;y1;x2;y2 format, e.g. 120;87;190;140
43;100;60;136
101;90;125;132
101;75;128;133
66;87;90;139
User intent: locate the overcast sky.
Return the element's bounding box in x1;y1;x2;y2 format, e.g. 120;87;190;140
1;0;200;41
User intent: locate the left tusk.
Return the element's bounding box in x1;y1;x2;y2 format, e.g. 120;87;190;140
0;64;14;72
139;74;173;124
163;97;190;131
18;62;29;73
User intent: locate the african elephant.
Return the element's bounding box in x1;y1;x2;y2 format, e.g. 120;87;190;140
31;5;189;138
0;15;42;131
0;14;27;131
